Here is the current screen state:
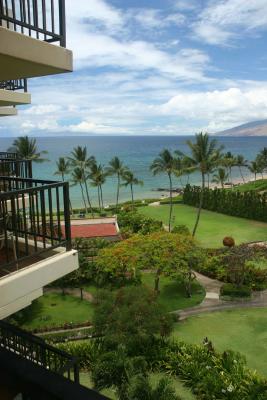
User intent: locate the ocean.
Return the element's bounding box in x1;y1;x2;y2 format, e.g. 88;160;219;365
1;135;267;208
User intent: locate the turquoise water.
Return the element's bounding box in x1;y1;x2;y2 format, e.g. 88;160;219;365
1;135;267;207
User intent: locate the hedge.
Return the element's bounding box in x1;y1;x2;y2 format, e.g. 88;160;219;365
220;283;252;298
183;185;267;222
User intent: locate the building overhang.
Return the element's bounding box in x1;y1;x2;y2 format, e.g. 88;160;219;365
0;107;17;117
0;89;31;106
0;27;73;80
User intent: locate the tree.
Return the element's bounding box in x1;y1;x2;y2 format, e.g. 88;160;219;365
69;146;95;216
212;168;229;189
122;170;143;210
10;136;48;162
185;133;223;236
150;149;179;232
221;152;235;187
54;157;70;181
90;163;107;211
248;160;262;183
236;154;248;183
106;157;128;212
71;167;88;212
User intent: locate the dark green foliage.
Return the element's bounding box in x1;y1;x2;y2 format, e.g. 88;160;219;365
171;225;191;236
117;210;163;235
127;375;180;400
183;184;267;222
220;283;251;298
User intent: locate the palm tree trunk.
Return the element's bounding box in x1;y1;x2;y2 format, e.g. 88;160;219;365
192;172;205;237
83;172;94;217
207;173;210;189
168;173;173;232
79;183;87;212
130;183;134;210
100;185;104;209
116;174;120;212
239;166;245;183
97;186;101;211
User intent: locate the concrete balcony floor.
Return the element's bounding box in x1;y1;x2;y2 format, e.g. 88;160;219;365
0;107;18;117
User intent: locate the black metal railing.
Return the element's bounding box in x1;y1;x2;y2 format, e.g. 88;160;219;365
0;151;18;159
0;158;32;178
0;320;79;382
0;79;27;92
0;176;72;271
0;0;66;47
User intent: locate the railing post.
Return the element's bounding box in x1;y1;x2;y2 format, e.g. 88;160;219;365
63;182;71;251
58;0;66;47
73;361;80;384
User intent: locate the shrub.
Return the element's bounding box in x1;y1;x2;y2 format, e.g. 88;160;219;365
223;236;235;247
172;225;191;236
220;283;251;298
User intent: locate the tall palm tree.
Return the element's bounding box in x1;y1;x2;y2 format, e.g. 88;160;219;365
150;149;178;232
69;146;95;216
185;133;223;237
221;152;235;187
10;136;48;162
106;157;128;212
71;167;88;212
235;154;248;183
89;163;107;211
122;170;143;210
212;168;229;188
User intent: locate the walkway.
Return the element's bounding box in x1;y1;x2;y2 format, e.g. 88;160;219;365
176;272;267;320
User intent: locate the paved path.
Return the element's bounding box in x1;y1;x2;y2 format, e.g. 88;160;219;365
175;271;267;320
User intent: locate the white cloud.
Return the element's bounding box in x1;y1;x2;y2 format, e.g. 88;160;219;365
194;0;267;45
161;86;267;131
24;104;62;115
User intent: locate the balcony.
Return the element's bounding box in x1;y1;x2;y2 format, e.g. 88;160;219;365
0;152;18;159
0;158;33;178
0;321;109;399
0;107;17;117
0;176;79;319
0;0;73;80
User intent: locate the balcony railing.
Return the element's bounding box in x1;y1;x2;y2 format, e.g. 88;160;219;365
0;0;66;47
0;158;32;179
0;151;18;159
0;176;71;273
0;78;27;92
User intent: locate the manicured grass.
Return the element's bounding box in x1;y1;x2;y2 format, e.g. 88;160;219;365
142;273;205;311
234;179;267;192
18;293;94;331
172;308;267;376
139;204;267;247
80;372;196;400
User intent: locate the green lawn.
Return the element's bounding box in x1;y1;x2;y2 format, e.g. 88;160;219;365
17;293;94;331
140;204;267;247
173;308;267;376
234;179;267;192
80;372;196;400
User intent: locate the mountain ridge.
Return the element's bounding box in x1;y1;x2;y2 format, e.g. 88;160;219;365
216;119;267;136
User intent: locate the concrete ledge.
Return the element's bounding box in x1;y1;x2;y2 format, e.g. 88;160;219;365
0;27;73;80
0;89;31;106
0;107;18;117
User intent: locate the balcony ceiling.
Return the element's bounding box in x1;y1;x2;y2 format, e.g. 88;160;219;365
0;107;18;117
0;89;31;106
0;27;73;80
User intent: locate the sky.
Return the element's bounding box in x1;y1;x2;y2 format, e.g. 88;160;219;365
1;0;267;136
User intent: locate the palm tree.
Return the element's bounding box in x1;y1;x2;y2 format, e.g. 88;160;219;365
248;160;262;183
10;136;48;162
185;133;223;237
106;157;128;212
89;163;107;211
150;149;178;232
71;167;88;212
122;170;143;210
235;154;248;183
221;152;235;187
54;157;70;181
212;168;229;188
69;146;95;216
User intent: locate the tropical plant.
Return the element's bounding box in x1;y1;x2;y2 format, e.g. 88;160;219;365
221;151;235;186
69;146;95;216
248;160;262;183
122;170;143;210
106;157;128;212
212;168;229;188
71;167;88;212
89;163;107;211
54;157;70;181
184;133;223;236
10;136;48;162
235;154;248;183
150;149;179;232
